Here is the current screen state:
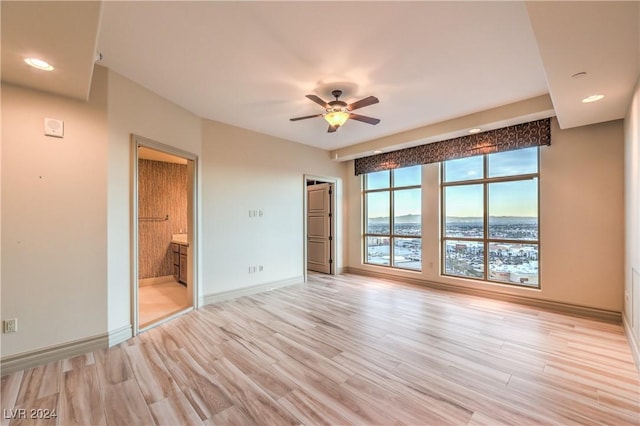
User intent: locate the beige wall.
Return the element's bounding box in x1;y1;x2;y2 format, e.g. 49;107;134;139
106;68;202;336
540;119;624;310
624;74;640;359
1;67;109;357
201;120;348;297
347;117;625;312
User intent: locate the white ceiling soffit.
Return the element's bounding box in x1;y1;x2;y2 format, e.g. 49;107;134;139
1;1;102;101
526;1;639;130
138;147;188;165
96;1;549;151
2;2;637;153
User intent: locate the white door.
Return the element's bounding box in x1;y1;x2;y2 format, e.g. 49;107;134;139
307;183;332;274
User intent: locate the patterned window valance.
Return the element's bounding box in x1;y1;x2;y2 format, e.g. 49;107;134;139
354;118;551;175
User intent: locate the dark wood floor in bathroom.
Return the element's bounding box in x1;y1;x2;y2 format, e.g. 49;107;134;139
2;273;639;425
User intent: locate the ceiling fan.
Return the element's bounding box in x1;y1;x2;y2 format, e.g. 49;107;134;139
290;89;380;133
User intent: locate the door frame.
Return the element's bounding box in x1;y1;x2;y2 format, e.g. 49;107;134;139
303;174;338;281
131;135;199;335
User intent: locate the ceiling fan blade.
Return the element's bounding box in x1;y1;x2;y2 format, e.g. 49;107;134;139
327;124;338;133
290;113;324;121
347;95;379;111
349;113;380;125
306;94;329;108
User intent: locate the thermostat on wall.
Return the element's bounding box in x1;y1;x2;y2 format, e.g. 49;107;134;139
44;117;64;138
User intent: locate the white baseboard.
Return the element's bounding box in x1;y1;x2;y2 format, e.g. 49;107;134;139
1;333;108;376
108;324;132;347
0;325;133;376
623;314;640;376
200;276;303;306
345;267;622;324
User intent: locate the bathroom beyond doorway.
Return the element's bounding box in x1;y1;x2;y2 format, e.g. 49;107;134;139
134;137;198;332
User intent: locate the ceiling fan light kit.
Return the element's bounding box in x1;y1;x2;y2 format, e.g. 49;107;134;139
324;111;349;127
290;89;380;133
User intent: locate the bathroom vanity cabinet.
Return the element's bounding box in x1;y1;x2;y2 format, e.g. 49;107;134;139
171;242;188;285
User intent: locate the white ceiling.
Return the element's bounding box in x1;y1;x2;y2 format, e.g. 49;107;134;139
2;1;638;154
1;1;102;100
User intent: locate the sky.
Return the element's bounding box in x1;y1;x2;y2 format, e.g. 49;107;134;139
444;148;538;217
366;148;539;219
366;166;421;218
445;180;538;218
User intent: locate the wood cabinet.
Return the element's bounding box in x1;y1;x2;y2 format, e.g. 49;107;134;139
171;243;188;285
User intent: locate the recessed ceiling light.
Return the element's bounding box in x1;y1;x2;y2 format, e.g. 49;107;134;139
469;128;481;134
582;94;604;103
373;150;383;154
24;58;54;71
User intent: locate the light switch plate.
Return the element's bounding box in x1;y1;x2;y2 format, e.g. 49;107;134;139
3;318;17;333
44;118;64;138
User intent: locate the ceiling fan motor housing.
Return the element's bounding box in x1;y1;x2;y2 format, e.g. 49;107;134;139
327;102;347;112
328;90;347;112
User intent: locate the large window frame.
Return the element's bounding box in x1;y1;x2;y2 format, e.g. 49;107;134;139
441;148;540;288
363;167;422;271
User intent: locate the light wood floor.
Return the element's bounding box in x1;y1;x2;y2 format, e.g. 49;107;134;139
2;273;639;425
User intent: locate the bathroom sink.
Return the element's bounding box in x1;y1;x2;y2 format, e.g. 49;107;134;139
171;233;188;244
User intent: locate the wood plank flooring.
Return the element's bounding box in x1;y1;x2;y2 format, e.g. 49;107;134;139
2;273;639;425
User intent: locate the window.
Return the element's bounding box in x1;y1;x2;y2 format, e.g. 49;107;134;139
363;166;421;270
441;147;539;287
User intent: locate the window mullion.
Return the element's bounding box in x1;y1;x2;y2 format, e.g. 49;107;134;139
442;173;538;187
483;155;489;281
389;188;394;267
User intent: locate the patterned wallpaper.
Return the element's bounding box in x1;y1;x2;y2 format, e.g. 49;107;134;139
354;118;551;175
138;159;188;279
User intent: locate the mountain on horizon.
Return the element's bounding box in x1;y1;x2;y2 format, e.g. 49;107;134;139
369;214;421;223
447;216;538;225
369;215;537;225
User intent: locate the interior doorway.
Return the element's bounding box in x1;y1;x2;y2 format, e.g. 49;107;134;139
304;175;337;278
132;135;198;333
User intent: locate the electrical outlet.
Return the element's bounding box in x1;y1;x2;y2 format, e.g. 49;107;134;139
4;318;17;333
